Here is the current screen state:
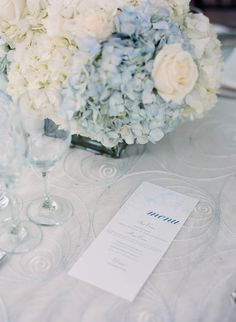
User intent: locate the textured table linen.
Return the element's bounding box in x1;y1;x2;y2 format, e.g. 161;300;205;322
0;97;236;322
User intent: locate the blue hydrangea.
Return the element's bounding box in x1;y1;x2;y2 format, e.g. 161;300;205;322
62;4;195;147
0;37;10;73
0;37;11;93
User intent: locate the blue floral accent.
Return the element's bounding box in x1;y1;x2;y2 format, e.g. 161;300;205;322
0;37;10;73
62;4;195;147
0;37;11;93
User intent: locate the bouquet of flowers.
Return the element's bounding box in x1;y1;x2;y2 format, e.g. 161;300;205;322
0;0;222;148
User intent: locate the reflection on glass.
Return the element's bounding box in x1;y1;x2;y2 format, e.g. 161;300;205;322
0;102;42;253
19;90;73;226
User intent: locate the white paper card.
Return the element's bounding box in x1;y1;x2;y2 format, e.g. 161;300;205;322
69;182;199;301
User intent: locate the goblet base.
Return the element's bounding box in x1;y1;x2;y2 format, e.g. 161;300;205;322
27;195;73;226
0;220;42;254
0;194;9;209
0;194;23;222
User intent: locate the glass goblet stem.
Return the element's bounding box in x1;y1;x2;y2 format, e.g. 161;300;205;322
0;182;42;253
5;183;26;238
42;171;56;211
0;186;9;209
27;170;72;226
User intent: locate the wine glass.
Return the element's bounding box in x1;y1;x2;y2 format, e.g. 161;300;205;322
0;103;42;253
0;96;10;212
0;94;23;217
19;90;73;226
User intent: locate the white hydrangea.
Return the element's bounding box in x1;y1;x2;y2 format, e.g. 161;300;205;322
0;0;222;138
0;0;47;48
183;13;223;119
43;0;80;40
166;0;190;16
0;0;195;50
43;0;189;42
0;0;26;25
44;0;143;41
7;33;76;109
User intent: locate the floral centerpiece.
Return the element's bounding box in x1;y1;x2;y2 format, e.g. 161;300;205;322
0;0;222;155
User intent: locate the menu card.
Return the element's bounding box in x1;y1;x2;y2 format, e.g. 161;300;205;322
69;182;199;301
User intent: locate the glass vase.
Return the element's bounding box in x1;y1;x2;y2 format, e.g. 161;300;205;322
45;119;127;158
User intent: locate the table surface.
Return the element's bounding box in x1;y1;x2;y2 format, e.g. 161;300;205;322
1;95;236;322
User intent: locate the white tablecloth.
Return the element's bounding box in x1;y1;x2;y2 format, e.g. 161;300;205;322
1;96;236;322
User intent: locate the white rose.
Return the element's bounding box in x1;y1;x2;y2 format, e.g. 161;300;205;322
77;10;114;41
76;0;126;41
0;0;25;24
76;5;115;41
152;43;198;104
